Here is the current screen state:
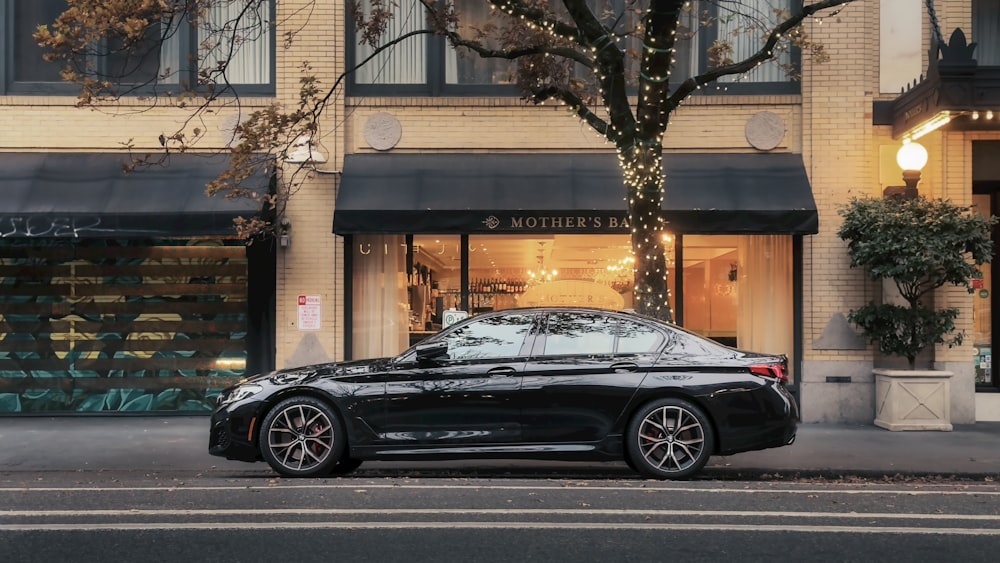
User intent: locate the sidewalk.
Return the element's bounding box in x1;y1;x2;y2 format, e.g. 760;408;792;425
1;416;999;478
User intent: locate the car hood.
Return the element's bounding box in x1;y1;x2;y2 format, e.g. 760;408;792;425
244;357;395;387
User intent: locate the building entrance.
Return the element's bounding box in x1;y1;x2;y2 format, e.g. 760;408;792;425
973;141;1000;421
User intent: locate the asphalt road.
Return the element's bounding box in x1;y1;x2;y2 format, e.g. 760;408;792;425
6;416;1000;478
3;473;999;562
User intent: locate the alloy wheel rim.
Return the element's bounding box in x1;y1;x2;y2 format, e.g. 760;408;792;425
267;404;335;472
637;405;705;473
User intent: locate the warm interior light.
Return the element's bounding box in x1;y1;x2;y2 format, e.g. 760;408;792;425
896;141;928;172
904;112;951;141
215;358;247;370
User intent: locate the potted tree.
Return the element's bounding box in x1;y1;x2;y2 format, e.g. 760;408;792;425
838;195;995;431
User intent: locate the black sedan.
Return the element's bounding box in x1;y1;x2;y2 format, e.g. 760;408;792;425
209;307;797;479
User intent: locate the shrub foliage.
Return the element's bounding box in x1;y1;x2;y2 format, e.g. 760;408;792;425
838;196;995;368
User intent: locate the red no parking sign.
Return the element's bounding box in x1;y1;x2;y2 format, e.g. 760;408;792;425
297;295;321;330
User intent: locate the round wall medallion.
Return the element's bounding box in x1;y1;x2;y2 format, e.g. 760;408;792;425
744;111;785;151
364;112;402;151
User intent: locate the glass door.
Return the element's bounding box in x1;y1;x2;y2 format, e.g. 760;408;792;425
974;193;997;389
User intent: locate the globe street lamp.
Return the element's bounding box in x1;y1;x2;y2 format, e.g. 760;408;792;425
895;140;928;199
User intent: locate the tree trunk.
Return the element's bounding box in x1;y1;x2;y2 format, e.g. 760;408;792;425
627;158;672;323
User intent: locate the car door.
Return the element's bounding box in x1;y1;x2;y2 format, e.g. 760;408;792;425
376;312;537;446
519;312;665;443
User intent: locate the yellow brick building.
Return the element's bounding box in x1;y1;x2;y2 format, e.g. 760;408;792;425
1;0;998;424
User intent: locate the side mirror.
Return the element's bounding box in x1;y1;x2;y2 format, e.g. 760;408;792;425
415;341;449;363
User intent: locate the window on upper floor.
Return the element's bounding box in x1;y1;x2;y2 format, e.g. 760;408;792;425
348;0;797;98
974;0;1000;65
674;0;798;94
879;0;921;94
3;0;274;96
350;0;519;96
8;0;68;91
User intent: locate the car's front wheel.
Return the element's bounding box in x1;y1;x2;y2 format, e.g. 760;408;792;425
625;398;714;480
259;396;345;478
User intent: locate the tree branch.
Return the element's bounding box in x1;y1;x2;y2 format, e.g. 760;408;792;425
444;33;595;68
667;0;857;107
531;86;611;138
479;0;582;41
310;28;435;119
560;0;636;147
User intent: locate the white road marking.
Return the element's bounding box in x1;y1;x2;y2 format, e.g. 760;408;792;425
0;521;998;535
1;483;999;495
2;508;999;521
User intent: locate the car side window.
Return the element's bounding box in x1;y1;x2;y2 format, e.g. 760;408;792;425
541;312;616;356
616;319;664;354
442;314;534;360
662;327;726;357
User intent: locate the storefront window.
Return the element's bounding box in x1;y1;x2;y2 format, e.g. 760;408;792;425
409;235;462;347
682;234;794;381
352;234;408;359
408;233;677;345
682;236;738;344
351;232;793;378
467;234;650;312
736;235;794;365
0;238;250;413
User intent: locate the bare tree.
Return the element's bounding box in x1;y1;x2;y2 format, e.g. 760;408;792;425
36;0;857;321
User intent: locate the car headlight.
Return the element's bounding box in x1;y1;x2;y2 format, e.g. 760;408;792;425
218;384;263;406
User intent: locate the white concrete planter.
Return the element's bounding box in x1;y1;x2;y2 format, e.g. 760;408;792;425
873;369;954;431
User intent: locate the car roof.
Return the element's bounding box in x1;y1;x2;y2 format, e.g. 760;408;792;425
479;306;658;323
481;306;643;316
472;306;729;345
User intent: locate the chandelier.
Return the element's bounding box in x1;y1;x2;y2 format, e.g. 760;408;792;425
527;242;557;285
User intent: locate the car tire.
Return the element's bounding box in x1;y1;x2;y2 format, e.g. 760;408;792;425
260;396;345;478
625;398;714;480
329;457;364;475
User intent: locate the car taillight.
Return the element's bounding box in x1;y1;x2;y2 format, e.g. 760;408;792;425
750;364;788;383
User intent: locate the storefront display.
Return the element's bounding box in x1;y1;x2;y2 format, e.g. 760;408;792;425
0;239;254;413
348;232;795;383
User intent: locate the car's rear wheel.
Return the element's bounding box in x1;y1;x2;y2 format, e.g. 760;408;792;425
260;396;345;478
626;398;714;480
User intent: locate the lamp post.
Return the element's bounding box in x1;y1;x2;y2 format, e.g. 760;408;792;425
895;141;928;199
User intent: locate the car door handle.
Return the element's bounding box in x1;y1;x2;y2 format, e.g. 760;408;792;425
487;367;517;378
611;362;639;373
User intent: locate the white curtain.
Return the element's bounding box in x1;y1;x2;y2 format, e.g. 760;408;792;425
352;235;409;359
716;0;791;83
159;16;182;83
355;0;427;84
737;236;794;375
974;0;1000;65
200;0;272;84
445;0;511;84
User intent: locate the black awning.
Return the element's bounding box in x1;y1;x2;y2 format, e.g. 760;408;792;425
0;153;266;238
334;152;817;235
878;30;1000;139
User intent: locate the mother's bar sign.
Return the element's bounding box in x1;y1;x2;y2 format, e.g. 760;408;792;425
297;295;321;330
